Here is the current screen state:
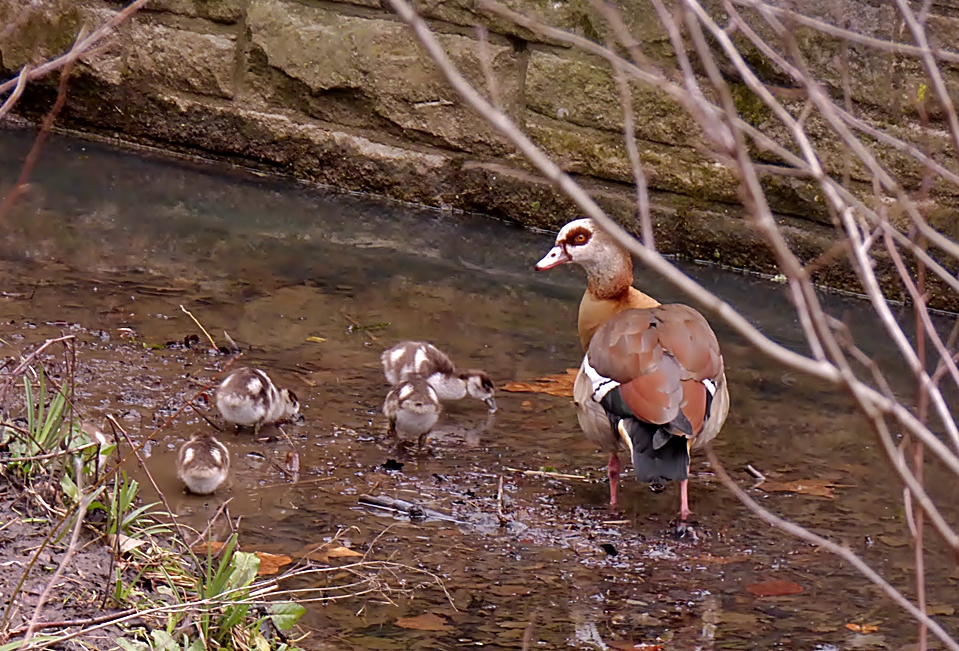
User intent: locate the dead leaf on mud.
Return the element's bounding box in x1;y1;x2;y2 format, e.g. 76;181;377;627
845;622;880;633
927;604;956;616
301;544;365;563
256;551;293;576
501;369;578;398
395;612;450;631
106;533;147;554
758;478;840;498
192;540;229;555
608;643;664;651
745;579;804;596
190;541;290;574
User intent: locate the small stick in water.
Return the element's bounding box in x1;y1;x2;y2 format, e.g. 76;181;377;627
745;463;766;487
180;304;218;352
504;467;589;481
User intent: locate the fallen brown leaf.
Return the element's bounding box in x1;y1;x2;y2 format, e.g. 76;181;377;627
395;612;450;631
303;544;365;563
759;478;839;499
256;551;293;576
745;579;804;597
106;533;147;555
192;540;229;555
501;369;578;398
609;643;664;651
845;623;880;633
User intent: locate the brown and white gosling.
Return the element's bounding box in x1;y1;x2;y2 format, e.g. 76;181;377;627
215;367;301;433
381;341;496;411
382;377;442;450
177;433;230;495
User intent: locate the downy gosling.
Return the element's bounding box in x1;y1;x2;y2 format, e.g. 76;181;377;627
381;341;496;411
215;367;301;433
382;376;442;451
177;433;230;495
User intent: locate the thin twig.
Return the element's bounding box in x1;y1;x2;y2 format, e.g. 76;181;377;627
179;305;218;352
610;53;654;249
0;65;30;120
0;31;81;225
21;459;94;643
473;25;502;111
504;467;589;481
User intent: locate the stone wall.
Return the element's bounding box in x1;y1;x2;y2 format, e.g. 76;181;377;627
2;0;959;307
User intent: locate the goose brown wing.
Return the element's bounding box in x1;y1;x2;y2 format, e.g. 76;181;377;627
587;306;724;436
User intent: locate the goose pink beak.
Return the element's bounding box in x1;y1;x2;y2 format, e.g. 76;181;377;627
535;245;570;270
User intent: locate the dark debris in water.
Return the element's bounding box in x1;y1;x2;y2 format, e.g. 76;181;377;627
381;458;404;471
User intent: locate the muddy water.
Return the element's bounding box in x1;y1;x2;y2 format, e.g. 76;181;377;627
1;128;958;650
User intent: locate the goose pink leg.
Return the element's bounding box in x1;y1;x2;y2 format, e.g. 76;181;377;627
608;452;622;509
680;479;691;521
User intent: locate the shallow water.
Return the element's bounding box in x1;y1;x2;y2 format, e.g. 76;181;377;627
1;128;957;650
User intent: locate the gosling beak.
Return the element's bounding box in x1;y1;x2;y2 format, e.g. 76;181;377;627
534;245;571;271
484;396;497;412
292;412;306;425
617;420;634;459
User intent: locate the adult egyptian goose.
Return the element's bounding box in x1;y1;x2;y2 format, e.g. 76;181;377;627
177;433;230;495
382;376;443;450
536;218;729;518
381;341;496;411
215;367;301;433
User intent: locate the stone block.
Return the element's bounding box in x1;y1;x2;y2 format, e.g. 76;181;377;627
124;94;455;205
525;49;701;148
128;19;235;98
76;6;127;86
410;0;577;45
728;0;959;122
525;113;741;204
246;0;523;155
142;0;244;23
0;0;82;71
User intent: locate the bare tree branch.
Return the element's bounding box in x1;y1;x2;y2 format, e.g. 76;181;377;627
705;446;958;651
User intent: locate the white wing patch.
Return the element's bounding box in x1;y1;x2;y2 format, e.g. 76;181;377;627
389;348;405;364
398;384;414;400
182;448;195;465
210;448;222;465
246;378;262;394
583;356;621;402
703;378;717;396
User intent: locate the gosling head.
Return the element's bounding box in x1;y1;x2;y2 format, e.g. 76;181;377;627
462;370;496;412
280;388;304;424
